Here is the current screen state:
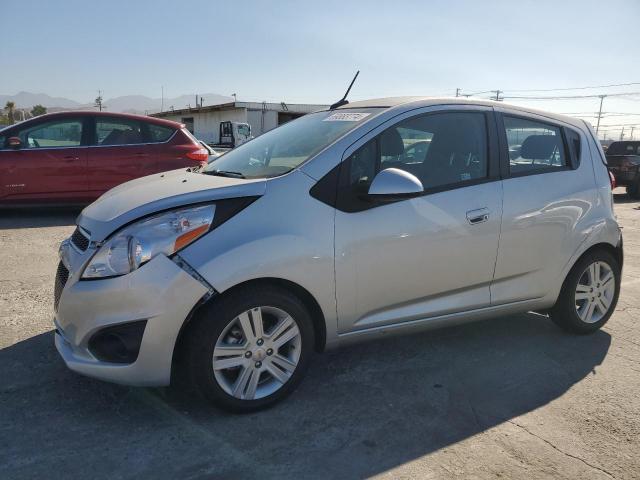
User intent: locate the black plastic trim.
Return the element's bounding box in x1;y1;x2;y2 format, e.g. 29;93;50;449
88;319;147;364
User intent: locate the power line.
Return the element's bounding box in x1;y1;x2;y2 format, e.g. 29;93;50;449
460;82;640;95
592;122;640;127
560;111;640;115
503;81;640;93
504;91;640;100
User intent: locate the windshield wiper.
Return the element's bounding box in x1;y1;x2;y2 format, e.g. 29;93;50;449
203;169;246;178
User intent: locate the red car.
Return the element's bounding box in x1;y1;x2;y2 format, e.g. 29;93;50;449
0;111;209;206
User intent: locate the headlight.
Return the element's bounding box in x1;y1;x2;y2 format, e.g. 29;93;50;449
82;204;215;279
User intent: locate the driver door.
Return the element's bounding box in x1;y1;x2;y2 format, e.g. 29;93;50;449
334;107;503;333
0;117;88;203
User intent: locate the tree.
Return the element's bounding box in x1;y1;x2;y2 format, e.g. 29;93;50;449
31;104;47;117
5;101;15;124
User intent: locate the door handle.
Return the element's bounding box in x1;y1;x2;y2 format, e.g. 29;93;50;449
63;155;80;161
466;208;490;225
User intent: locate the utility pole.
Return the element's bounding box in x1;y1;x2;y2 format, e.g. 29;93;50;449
493;90;502;101
161;86;164;113
595;95;606;136
630;126;635;140
94;90;104;111
620;127;625;141
455;88;460;97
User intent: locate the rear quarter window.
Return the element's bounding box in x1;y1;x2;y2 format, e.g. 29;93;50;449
146;123;175;142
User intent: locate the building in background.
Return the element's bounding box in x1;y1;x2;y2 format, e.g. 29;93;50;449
151;101;328;143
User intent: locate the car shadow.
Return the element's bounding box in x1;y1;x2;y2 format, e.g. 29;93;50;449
0;207;80;229
0;313;610;479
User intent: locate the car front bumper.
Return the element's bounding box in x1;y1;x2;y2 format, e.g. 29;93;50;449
54;254;208;386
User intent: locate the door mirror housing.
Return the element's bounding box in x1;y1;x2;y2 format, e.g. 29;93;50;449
7;137;21;149
367;168;424;199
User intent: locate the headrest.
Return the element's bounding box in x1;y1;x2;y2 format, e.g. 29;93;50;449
380;128;405;156
521;135;561;160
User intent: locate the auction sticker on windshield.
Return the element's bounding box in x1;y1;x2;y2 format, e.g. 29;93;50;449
323;112;371;122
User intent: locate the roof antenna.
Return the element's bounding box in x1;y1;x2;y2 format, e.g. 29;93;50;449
329;70;360;110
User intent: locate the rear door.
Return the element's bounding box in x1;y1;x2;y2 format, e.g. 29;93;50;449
491;111;594;304
334;107;503;333
0;117;88;203
87;116;157;196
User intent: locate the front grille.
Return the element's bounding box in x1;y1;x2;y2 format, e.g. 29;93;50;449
54;262;69;311
70;228;89;251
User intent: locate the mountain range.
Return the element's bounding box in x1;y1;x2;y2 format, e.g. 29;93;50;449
0;92;234;114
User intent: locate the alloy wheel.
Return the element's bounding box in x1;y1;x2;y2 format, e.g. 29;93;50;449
212;306;301;400
574;261;616;324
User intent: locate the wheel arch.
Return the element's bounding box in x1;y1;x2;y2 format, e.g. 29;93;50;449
171;277;327;383
556;240;623;301
576;240;623;272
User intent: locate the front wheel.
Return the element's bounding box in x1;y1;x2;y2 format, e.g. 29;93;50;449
185;285;315;412
550;250;620;334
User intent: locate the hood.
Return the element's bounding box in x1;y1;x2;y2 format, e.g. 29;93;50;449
78;168;266;241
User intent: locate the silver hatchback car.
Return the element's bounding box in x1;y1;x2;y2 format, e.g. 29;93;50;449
55;98;622;412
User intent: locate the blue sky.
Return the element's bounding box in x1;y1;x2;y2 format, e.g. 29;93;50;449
2;0;640;138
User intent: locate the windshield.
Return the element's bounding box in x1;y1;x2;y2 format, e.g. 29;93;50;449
203;108;383;178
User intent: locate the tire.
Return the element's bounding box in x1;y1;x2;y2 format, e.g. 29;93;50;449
184;284;315;412
627;182;640;199
550;249;620;334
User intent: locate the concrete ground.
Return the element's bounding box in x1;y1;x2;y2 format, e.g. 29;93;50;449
1;191;639;480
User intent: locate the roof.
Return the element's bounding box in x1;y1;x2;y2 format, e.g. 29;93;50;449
151;101;329;118
8;110;183;128
340;96;582;127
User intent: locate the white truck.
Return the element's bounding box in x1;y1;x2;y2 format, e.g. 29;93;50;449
209;121;252;151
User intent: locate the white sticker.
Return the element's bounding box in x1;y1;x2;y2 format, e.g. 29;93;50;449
323;112;371;122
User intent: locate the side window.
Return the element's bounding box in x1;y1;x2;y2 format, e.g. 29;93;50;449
344;112;488;193
17;119;83;148
96;118;144;145
503;116;567;174
147;123;175;142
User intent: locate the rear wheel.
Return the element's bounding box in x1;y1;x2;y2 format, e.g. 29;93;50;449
184;285;315;412
550;250;620;334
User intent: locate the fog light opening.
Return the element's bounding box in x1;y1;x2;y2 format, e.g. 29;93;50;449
88;320;147;364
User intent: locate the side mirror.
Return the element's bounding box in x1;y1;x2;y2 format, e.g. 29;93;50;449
8;137;21;149
367;168;424;199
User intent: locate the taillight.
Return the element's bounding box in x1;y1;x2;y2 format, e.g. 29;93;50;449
186;148;209;162
609;170;616;190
